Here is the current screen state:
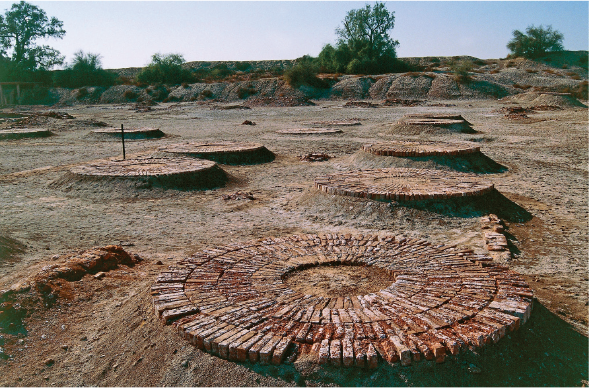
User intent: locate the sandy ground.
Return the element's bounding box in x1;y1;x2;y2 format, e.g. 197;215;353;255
0;99;587;386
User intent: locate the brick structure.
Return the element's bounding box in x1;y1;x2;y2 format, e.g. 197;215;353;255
314;168;494;201
0;128;53;140
152;234;532;367
276;128;343;135
69;156;226;189
160;141;275;165
362;141;480;157
391;113;475;134
90;127;165;140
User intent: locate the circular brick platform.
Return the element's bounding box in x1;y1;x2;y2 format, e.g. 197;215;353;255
0;128;53;140
391;114;475;134
160;141;275;165
277;128;343;135
69;156;226;189
306;120;361;127
152;234;532;367
362;141;480;157
90;127;165;140
314;168;494;201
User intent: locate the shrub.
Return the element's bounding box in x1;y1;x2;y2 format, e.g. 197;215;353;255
200;89;213;99
136;53;194;85
123;90;138;100
513;83;532;90
559;81;588;100
284;58;329;88
237;86;257;99
450;59;474;84
235;62;252;72
53;51;117;88
507;25;564;59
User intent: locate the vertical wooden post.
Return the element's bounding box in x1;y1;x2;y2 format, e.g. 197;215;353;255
0;84;4;105
121;124;126;160
16;84;21;103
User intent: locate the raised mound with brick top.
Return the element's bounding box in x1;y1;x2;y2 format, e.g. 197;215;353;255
151;234;532;367
89;127;165;140
314;168;494;202
363;141;480;157
391;113;475;135
66;156;226;190
277;128;343;135
0;128;53;140
160;141;275;165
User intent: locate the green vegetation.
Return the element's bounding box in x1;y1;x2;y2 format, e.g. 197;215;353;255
53;51;116;88
507;25;564;59
0;1;64;83
136;53;194;85
316;2;408;74
450;59;474;84
284;56;328;88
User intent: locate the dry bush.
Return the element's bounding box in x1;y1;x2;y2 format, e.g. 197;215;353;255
513;83;532;90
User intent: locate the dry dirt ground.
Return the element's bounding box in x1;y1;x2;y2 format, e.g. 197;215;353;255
0;99;587;386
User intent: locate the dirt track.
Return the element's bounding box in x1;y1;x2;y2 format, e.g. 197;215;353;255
0;99;587;386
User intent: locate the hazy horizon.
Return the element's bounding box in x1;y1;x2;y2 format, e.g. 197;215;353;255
0;1;587;69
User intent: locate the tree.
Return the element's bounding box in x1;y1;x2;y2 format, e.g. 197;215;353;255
317;2;404;74
507;25;564;59
53;51;117;88
136;53;194;85
0;1;65;70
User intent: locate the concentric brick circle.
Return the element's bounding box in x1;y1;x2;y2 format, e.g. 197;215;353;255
0;128;53;140
90;127;165;140
152;234;532;367
277;128;343;135
362;141;480;157
160;141;275;164
314;168;494;201
69;156;226;189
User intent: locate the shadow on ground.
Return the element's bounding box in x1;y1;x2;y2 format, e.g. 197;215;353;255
245;302;588;387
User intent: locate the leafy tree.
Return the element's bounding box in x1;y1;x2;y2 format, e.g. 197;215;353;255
0;1;65;70
507;25;564;59
53;51;117;88
136;53;194;85
317;2;405;74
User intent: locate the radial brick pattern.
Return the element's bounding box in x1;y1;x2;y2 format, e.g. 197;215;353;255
277;128;343;135
152;234;532;367
314;168;494;201
69;156;226;189
71;157;216;177
0;128;53;140
362;141;480;157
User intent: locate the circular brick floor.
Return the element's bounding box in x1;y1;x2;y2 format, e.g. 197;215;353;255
152;234;532;367
362;141;480;157
314;168;494;201
90;127;165;139
160;141;274;164
69;156;225;189
277;128;343;135
0;128;53;140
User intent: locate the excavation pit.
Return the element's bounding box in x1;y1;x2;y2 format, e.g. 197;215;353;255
160;141;275;165
66;156;226;190
0;128;53;140
362;140;480;157
152;233;533;367
277;128;343;135
314;167;494;202
89;127;165;140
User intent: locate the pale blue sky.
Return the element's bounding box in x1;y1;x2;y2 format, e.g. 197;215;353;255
1;1;587;69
